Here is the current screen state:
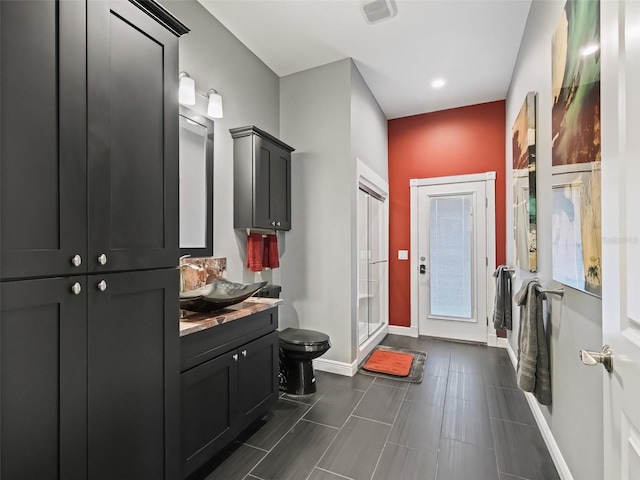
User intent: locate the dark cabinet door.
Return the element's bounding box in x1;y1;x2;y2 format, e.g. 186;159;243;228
0;0;87;280
87;0;179;273
237;331;279;429
88;269;179;480
0;276;87;480
180;351;239;479
253;136;275;230
270;145;292;231
252;137;291;230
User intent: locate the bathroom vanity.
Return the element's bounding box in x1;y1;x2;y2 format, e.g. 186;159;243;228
179;298;282;479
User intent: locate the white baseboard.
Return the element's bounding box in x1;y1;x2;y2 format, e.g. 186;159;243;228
504;342;574;480
313;357;358;377
496;337;510;349
488;333;497;347
388;325;419;337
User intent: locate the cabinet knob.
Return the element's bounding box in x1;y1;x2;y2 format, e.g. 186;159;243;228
97;253;107;265
271;221;276;226
97;280;107;292
241;349;247;357
232;353;238;361
71;254;82;267
71;282;82;295
276;221;281;227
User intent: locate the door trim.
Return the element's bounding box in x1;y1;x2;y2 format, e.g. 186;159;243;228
410;172;496;345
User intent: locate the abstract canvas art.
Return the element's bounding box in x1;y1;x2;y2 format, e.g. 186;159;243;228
551;0;601;296
512;92;537;272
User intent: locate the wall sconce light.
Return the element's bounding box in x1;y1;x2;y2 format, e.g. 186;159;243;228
206;89;223;119
178;72;196;105
178;71;224;119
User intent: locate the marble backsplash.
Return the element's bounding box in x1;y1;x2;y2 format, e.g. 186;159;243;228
180;257;227;292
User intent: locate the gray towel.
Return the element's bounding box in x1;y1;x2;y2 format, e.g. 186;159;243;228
514;279;551;405
492;266;512;330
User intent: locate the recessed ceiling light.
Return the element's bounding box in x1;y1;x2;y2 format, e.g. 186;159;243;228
581;44;599;56
431;79;446;88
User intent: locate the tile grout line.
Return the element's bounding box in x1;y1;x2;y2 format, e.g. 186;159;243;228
247;408;326;477
302;375;376;480
314;466;354;479
367;384;407;480
301;418;342;430
350;414;394;426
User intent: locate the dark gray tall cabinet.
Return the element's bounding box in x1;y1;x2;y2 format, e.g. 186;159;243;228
0;1;188;479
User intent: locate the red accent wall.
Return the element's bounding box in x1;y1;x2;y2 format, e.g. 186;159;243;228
388;101;506;327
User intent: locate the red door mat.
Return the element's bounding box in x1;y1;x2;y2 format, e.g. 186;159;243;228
362;350;414;377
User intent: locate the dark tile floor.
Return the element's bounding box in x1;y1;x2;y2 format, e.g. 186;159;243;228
198;335;560;480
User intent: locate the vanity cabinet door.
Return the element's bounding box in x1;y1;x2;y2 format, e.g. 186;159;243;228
87;269;180;480
181;351;239;479
0;276;87;480
87;0;179;273
237;331;279;429
0;0;87;280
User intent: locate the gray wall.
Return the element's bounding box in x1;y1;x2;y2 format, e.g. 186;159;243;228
279;59;353;364
280;59;388;366
506;2;603;479
349;63;389;358
161;0;280;283
350;63;388;180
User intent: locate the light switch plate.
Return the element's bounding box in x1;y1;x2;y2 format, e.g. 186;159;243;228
398;250;409;260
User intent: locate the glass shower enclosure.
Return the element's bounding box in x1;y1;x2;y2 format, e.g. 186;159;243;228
358;187;387;345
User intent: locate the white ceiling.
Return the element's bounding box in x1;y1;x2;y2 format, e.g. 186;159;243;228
199;0;532;119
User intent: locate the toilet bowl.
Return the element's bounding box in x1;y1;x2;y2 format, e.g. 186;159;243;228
279;328;331;395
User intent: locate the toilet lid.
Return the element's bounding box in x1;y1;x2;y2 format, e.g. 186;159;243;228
279;327;330;346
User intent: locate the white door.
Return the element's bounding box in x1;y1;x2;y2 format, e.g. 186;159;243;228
600;1;640;477
416;180;488;343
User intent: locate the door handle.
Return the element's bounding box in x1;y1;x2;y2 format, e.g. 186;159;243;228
580;345;613;373
419;264;426;274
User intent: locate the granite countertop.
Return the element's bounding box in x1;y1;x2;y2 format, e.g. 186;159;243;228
179;297;283;337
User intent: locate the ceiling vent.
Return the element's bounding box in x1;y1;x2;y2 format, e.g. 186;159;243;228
361;0;397;25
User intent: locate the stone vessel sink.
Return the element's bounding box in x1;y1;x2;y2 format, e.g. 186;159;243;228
179;279;268;313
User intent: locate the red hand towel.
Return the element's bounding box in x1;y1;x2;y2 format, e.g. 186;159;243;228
246;233;263;272
264;234;280;269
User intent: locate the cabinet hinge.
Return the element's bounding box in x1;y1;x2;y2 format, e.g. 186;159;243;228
486;257;488;266
486;317;489;326
485;197;488;208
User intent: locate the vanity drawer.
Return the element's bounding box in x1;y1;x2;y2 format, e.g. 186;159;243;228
180;307;278;372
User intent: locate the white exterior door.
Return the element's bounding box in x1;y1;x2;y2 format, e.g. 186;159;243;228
600;1;640;477
413;177;490;343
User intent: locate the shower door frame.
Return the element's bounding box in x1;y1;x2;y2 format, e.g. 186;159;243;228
356;160;389;365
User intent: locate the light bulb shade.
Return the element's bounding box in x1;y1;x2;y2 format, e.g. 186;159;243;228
207;90;223;118
179;74;196;105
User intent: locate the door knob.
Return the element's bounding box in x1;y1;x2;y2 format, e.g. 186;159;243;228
71;282;82;295
580;345;613;373
71;254;82;267
232;353;238;361
419;264;426;274
241;349;247;357
97;280;107;292
97;253;107;265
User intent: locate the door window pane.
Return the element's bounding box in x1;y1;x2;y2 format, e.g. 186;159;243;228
429;195;473;319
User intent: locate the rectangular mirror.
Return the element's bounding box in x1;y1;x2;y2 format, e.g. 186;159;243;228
179;105;213;257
